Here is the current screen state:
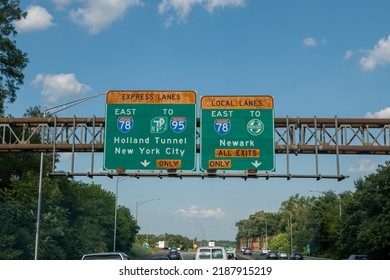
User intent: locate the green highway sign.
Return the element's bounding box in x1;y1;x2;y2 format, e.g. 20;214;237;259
200;96;275;171
104;90;197;171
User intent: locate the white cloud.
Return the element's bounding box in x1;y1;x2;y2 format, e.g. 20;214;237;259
348;159;377;174
52;0;73;10
205;0;246;12
158;0;202;22
177;205;226;219
365;107;390;118
158;0;245;25
32;73;91;103
360;35;390;71
303;37;317;47
67;0;143;34
28;1;244;32
14;5;54;32
162;15;175;28
343;50;353;60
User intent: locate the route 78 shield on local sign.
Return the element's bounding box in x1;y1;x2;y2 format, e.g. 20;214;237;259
200;95;275;172
104;90;197;171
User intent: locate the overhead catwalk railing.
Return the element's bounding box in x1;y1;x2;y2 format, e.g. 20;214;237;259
0;116;389;180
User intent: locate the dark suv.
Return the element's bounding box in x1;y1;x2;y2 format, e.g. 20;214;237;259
266;251;278;259
167;250;182;260
348;254;368;260
290;252;304;260
243;248;252;255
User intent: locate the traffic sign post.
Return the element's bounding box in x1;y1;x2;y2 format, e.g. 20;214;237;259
104;90;197;171
200;96;275;171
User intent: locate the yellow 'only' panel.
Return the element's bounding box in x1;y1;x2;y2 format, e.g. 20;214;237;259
156;159;182;169
208;160;232;169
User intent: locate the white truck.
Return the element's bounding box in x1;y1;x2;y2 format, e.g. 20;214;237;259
194;246;228;260
261;248;271;255
158;241;168;249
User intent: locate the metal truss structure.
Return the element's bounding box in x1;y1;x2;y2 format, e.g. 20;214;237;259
1;116;389;180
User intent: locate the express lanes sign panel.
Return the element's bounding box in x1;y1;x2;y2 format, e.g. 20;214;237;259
104;90;197;171
200;96;275;171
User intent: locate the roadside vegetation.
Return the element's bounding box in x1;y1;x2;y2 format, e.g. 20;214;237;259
236;161;390;260
0;170;140;259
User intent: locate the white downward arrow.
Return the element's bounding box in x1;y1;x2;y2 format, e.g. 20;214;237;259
141;160;150;167
251;160;262;168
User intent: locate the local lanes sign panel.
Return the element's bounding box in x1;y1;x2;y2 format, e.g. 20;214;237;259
104;90;197;171
200;96;275;171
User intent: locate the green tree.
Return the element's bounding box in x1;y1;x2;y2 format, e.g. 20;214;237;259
268;233;289;252
161;233;193;250
0;172;37;259
340;162;390;259
279;194;313;254
0;0;29;115
23;105;44;117
235;211;281;250
307;191;342;259
116;206;139;252
137;233;158;247
58;180;117;259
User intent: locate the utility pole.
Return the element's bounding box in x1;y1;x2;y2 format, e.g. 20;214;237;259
290;211;293;255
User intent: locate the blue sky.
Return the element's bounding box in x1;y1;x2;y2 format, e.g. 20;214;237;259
9;0;390;241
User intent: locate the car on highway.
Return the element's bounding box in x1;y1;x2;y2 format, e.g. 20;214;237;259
266;251;278;260
290;252;304;260
167;250;182;260
81;252;129;260
243;248;252;255
261;248;271;255
227;251;238;260
153;255;169;260
277;251;288;260
348;254;368;260
194;246;228;260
